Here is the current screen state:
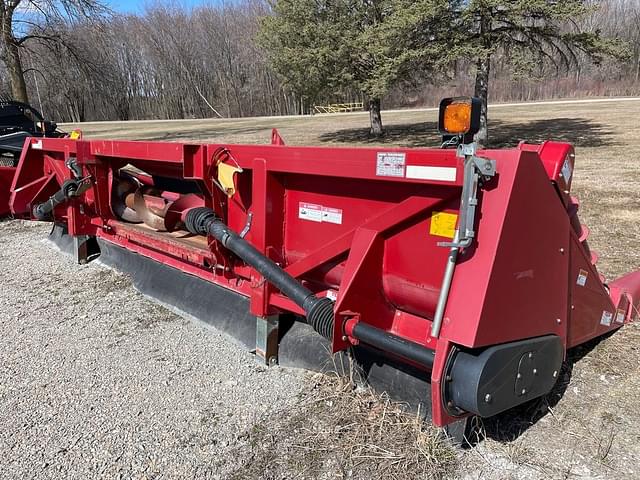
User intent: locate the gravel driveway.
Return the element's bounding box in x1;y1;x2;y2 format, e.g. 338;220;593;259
0;220;307;479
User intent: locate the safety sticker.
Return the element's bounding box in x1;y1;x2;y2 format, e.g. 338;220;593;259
326;290;338;301
298;202;343;225
376;152;406;177
430;212;458;239
576;269;588;287
32;140;43;150
321;206;343;225
615;310;626;324
561;156;573;182
299;202;323;222
600;311;613;326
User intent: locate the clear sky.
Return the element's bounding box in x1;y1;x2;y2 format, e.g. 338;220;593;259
106;0;211;14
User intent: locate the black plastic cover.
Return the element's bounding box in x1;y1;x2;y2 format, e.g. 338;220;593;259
445;335;563;417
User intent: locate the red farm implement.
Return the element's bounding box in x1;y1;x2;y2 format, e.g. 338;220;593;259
9;98;639;431
0;101;70;216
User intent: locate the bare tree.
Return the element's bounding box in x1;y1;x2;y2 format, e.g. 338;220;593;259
0;0;107;103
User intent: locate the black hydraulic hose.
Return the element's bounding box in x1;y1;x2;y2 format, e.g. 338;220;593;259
185;207;335;340
32;179;80;220
350;321;435;369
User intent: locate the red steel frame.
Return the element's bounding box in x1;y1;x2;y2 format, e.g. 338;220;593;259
0;165;15;216
9;135;640;427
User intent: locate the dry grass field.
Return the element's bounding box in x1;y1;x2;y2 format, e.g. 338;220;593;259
30;98;640;478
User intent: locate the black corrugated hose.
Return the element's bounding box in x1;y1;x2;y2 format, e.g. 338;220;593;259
32;179;81;220
185;207;335;340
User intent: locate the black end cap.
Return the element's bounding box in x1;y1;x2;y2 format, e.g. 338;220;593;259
445;335;563;417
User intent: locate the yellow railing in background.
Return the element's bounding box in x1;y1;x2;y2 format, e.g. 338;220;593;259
313;102;364;114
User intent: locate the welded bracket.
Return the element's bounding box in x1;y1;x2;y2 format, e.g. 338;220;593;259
255;314;279;366
73;235;91;265
70;176;93;197
240;212;253;238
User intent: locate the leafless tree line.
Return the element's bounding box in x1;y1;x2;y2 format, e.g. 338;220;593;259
10;0;298;121
2;0;638;122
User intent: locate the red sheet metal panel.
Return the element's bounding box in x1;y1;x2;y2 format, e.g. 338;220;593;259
442;149;571;348
0;166;15;216
9;137;79;217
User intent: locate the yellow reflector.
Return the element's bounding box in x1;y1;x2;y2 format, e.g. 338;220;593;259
69;129;82;140
442;101;472;134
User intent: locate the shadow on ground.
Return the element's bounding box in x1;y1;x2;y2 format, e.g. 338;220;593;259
319;117;616;148
489;117;616;148
319;121;442;147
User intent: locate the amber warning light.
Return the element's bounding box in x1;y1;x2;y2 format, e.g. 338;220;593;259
438;97;481;138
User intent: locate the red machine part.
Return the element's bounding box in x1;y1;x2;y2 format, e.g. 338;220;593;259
0;166;15;216
10;135;639;427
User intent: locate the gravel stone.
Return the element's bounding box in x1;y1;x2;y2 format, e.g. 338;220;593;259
0;220;307;479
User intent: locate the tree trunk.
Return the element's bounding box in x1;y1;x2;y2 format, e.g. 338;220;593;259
474;55;490;146
3;41;29;103
369;97;383;137
474;14;491;146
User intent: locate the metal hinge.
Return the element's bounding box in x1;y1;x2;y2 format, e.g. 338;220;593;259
439;144;496;249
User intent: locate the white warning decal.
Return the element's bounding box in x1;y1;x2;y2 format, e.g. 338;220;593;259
298;202;322;222
561;156;573;182
322;206;343;225
615;310;626;324
298;202;343;225
600;311;613;326
406;165;457;182
376;152;405;177
576;269;588;287
32;140;43;150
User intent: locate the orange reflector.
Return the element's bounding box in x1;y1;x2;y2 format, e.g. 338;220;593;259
69;129;83;140
442;101;472;134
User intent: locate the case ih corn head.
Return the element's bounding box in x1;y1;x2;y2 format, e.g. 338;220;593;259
8;98;640;430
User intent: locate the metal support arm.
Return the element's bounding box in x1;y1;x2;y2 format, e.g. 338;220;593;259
431;144;496;338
